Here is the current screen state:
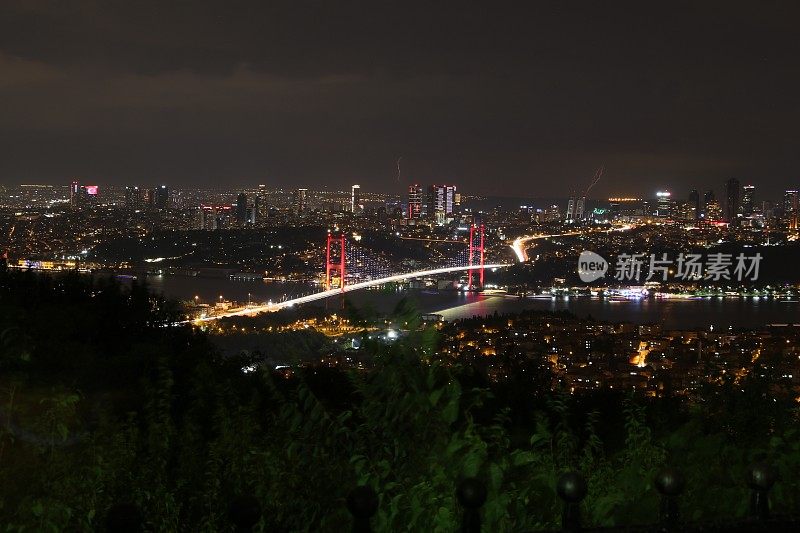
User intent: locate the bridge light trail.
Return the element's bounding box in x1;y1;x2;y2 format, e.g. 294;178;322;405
510;232;582;262
185;263;511;323
510;225;634;263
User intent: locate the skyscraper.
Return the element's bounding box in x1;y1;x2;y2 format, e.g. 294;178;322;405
70;180;81;209
293;188;307;214
702;190;715;218
656;191;672;217
154;185;170;210
407;184;423;219
566;195;576;221
256;184;267;222
785;189;799;230
742;185;755;217
125;186;143;210
427;184;456;222
236;192;248;222
351;184;361;213
724;178;740;225
575;196;586;221
688;189;700;219
139;188;153;209
705;199;723;221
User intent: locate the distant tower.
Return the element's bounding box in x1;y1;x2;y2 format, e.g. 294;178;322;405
688;189;700;219
142;188;154;209
705;199;723;221
702;190;715;218
566;195;576;222
256;184;267;221
70;180;81;209
124;186;140;210
351;184;361;213
575;196;586;221
407;184;423;219
427;184;456;223
785;189;799;230
656;191;672;217
741;185;755;217
293;188;308;214
236;192;248;222
154;185;170;210
725;178;741;225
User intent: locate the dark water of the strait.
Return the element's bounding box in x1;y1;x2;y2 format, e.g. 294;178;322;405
143;275;800;330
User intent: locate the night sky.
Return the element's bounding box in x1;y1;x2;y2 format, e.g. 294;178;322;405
2;1;799;200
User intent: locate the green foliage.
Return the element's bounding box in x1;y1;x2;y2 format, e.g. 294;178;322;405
1;270;800;531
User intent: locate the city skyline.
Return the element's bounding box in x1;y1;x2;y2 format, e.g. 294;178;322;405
4;4;800;531
3;2;800;199
4;177;800;204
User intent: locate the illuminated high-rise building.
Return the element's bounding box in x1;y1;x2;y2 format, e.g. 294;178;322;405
256;185;267;222
125;186;144;210
741;185;755;216
688;189;700;219
70;180;81;209
142;188;154;209
656;191;672;217
407;184;423;219
351;184;361;213
705;199;723;221
566;195;576;221
724;178;740;225
676;201;697;222
785;189;799;230
608;197;645;220
293;188;308;214
236;192;248;222
154;185;170;210
427;184;456;222
575;196;586;220
702;190;715;217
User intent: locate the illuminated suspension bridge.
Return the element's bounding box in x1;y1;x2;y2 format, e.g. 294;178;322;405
191;223;510;322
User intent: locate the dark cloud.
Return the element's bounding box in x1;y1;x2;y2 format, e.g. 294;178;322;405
1;0;800;199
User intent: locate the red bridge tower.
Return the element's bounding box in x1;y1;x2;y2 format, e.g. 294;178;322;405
468;223;485;290
325;232;346;291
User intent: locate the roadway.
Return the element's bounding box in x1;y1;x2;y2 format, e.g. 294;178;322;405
510;231;582;262
510;225;633;262
187;263;511;322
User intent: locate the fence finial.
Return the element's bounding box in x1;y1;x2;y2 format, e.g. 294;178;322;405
557;472;587;532
747;462;776;520
457;477;487;533
655;467;685;529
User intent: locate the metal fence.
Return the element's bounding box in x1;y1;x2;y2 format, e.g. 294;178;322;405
106;462;796;532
